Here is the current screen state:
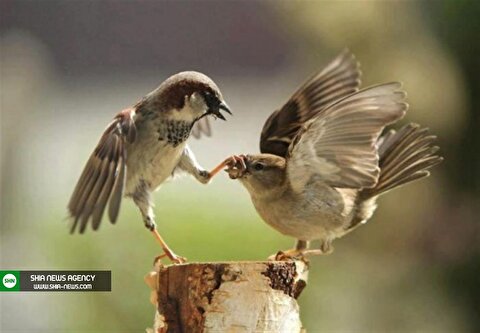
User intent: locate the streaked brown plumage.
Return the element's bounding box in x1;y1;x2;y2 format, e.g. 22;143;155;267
260;50;361;157
68;71;233;263
225;51;443;258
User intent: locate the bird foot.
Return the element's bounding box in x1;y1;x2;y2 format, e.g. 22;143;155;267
155;249;187;265
204;155;247;181
149;227;186;264
225;154;248;179
268;248;325;262
167;251;187;265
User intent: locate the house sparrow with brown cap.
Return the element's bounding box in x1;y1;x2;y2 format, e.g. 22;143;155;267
68;71;234;263
225;51;443;259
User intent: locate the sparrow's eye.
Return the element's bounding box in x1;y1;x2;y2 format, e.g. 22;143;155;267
254;163;264;171
202;91;217;106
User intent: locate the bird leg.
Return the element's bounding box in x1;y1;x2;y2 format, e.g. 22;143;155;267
150;225;186;264
178;147;246;183
144;216;186;264
206;155;247;180
133;185;186;264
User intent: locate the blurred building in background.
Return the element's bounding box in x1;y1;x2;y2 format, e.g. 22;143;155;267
1;1;479;332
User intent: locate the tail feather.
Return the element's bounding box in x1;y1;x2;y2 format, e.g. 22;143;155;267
362;123;443;199
345;123;442;233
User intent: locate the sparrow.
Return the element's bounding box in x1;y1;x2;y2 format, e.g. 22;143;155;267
68;71;234;263
225;51;443;259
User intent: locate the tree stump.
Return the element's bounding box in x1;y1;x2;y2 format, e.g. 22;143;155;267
145;261;309;333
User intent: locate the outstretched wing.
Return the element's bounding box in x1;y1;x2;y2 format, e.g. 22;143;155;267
260;50;361;157
68;108;136;233
286;83;407;192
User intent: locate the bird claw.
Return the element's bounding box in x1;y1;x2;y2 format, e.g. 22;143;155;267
155;250;187;265
153;254;167;266
162;246;187;264
268;249;306;262
168;253;187;265
225;154;248;179
268;248;325;262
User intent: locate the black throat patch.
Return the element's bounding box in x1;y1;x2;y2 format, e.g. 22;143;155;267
157;119;193;146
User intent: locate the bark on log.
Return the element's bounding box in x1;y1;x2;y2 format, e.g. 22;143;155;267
145;261;309;333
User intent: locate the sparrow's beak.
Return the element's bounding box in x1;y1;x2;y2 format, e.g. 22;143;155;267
210;101;232;121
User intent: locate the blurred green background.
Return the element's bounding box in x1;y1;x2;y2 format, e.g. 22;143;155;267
1;1;479;332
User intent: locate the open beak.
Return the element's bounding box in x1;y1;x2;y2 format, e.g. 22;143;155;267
211;101;232;121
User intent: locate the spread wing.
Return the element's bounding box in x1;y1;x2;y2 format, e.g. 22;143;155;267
286;83;407;192
260;50;362;157
191;117;212;139
68;108;136;233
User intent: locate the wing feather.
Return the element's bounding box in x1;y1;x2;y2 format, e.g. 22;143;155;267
286;83;407;191
260;50;362;157
68;108;136;233
108;149;126;224
91;155;118;230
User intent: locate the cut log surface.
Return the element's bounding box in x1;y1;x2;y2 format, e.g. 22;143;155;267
146;261;309;333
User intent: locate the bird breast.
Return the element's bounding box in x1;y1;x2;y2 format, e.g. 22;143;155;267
250;183;352;241
156;119;192;146
124;115;193;194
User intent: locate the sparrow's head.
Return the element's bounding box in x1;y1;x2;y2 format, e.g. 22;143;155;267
147;71;231;122
228;154;287;198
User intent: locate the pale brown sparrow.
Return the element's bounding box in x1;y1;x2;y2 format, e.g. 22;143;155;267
225;51;443;259
68;71;234;263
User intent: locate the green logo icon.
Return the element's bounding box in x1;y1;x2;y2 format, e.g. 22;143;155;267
3;274;16;288
0;271;20;291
